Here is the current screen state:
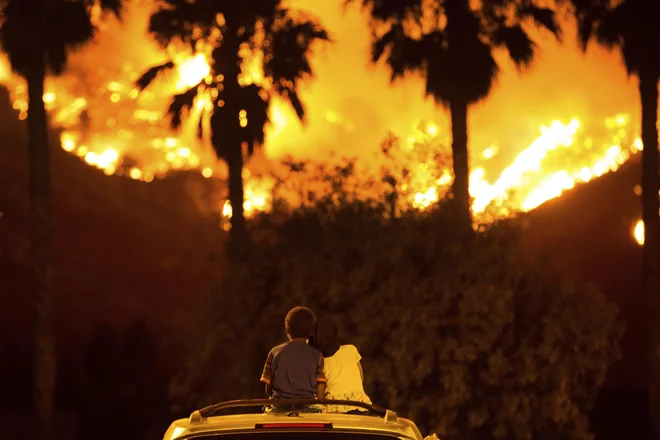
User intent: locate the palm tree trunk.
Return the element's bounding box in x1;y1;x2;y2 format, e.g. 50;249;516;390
214;32;248;253
449;99;472;229
26;62;56;440
640;71;660;440
227;143;246;244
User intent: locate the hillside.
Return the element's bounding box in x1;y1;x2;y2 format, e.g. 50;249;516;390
0;87;225;354
523;153;644;391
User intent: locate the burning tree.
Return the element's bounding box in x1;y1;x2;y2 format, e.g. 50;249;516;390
0;1;121;439
136;0;329;248
349;0;561;230
565;0;660;437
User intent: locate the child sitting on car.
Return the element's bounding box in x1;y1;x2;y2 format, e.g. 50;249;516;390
260;306;326;411
309;316;372;413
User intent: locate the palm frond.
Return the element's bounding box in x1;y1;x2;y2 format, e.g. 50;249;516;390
264;13;329;89
0;0;35;76
53;2;95;44
148;7;185;47
240;0;281;22
602;1;660;75
97;0;122;19
263;10;328;123
286;89;305;122
149;1;213;48
101;0;122;17
569;0;608;51
43;1;95;74
373;24;428;81
167;83;201;130
197;116;204;140
492;25;535;69
425;35;498;106
210;107;229;160
82;0;122;18
594;7;622;49
347;0;423;22
240;84;270;151
518;5;561;41
576;14;594;51
135;61;176;91
371;23;401;62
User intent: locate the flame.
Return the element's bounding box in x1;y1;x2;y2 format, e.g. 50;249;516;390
220;177;273;231
634;220;644;246
175;54;211;90
0;54;9;83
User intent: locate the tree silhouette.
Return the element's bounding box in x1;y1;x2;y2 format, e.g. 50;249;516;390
0;1;122;439
0;342;32;410
80;323;122;440
350;0;560;228
117;318;170;440
566;0;660;437
137;0;329;249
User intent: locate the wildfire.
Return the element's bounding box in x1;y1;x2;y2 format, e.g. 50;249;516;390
634;220;644;246
175;53;211;90
220;179;272;231
0;0;651;242
0;49;646;226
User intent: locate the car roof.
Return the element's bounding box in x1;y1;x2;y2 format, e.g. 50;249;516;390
162;400;423;440
164;412;423;440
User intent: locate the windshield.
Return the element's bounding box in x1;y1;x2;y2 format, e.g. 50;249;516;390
188;433;407;440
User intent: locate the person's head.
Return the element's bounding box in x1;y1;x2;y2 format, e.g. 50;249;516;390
310;316;340;358
284;306;316;340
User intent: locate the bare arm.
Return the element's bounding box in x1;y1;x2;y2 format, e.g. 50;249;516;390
316;382;326;399
260;351;274;396
358;361;364;383
316;353;327;399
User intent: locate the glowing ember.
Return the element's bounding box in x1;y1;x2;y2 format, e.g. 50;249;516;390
175;53;211;90
634;220;644;246
220;179;273;230
0;54;9;83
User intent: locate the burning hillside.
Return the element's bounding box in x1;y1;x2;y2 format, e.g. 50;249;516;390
0;0;649;240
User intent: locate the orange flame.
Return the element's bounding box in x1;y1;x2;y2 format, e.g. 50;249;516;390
634;220;644;246
0;50;643;225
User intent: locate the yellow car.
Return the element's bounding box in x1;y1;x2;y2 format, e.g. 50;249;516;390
163;399;424;440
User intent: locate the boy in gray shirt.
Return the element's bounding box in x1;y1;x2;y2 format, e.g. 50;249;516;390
260;306;326;401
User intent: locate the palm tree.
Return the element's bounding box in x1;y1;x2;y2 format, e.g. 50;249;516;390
136;0;328;247
566;0;660;436
0;1;121;439
350;0;560;228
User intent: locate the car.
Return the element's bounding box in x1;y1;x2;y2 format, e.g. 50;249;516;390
162;399;425;440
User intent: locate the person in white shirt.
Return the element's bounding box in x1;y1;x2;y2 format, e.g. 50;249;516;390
309;317;372;413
